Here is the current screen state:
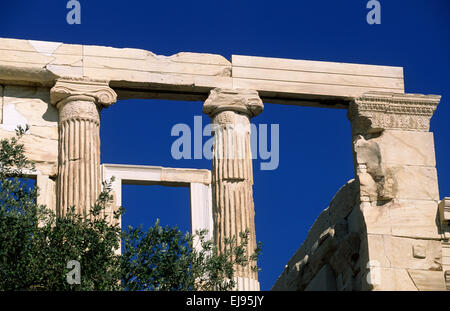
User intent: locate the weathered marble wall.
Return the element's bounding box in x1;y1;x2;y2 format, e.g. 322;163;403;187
0;85;58;212
273;92;447;291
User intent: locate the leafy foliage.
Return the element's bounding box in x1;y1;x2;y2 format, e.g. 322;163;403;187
0;126;260;291
122;224;261;291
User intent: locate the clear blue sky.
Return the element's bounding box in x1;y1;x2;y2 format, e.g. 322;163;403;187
1;0;449;290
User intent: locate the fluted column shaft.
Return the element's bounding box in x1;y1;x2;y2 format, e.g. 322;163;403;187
50;79;116;217
204;88;263;289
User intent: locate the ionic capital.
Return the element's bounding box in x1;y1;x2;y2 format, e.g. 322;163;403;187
50;78;117;108
348;91;441;135
203;88;263;120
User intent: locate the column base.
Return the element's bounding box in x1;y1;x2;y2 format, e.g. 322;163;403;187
234;277;260;291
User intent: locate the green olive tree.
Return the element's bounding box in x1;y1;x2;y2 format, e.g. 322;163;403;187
0;126;260;291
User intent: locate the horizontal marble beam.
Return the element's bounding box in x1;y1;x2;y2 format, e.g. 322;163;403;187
0;37;407;106
101;163;211;186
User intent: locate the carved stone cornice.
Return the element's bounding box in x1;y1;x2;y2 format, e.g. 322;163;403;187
348;92;441;134
203;88;264;119
50;78;117;108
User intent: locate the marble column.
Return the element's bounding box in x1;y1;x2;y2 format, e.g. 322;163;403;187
50;78;116;217
203;88;263;290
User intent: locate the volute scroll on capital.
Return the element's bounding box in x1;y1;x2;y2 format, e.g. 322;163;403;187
203;88;264;119
50;78;117;108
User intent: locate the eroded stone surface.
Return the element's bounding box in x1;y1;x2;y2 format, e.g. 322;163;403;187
0;38;446;292
274;92;445;291
0;85;58;176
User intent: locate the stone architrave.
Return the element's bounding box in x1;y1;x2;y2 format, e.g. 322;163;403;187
50;78;116;217
203;88;263;291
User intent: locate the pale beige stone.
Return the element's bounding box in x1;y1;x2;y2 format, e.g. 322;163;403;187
50;78;116;107
384;166;439;201
50;78;117;216
190;182;214;246
21;134;58;165
353;138;439;202
0;60;58;85
204;88;263;289
361;234;392;268
412;243;427;259
83;45;149;59
0;49;52;65
389;199;440;239
4;86;57;127
46;64;83;77
442;243;450;266
233;277;260;291
0;128;58;176
0;38;38;52
28;40;62;56
172;52;230;66
0;37;411;105
29;126;58;141
233;66;404;89
83;68;233;94
349;92;440;134
84;55;230;76
363;234;441;270
233;78;401;101
52;43;83;56
232;55;404;78
36;175;56;213
49;54;83;67
376;130;436;167
407;270;446;291
363;267;418;291
361;204;392;235
161;168;210;184
0;85;58;175
101;164;212;186
361;200;440;239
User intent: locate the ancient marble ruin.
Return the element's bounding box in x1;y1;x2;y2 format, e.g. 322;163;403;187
0;37;447;291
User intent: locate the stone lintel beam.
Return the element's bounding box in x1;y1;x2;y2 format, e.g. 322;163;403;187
50;78;117;217
204;88;263;291
348;91;441;135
